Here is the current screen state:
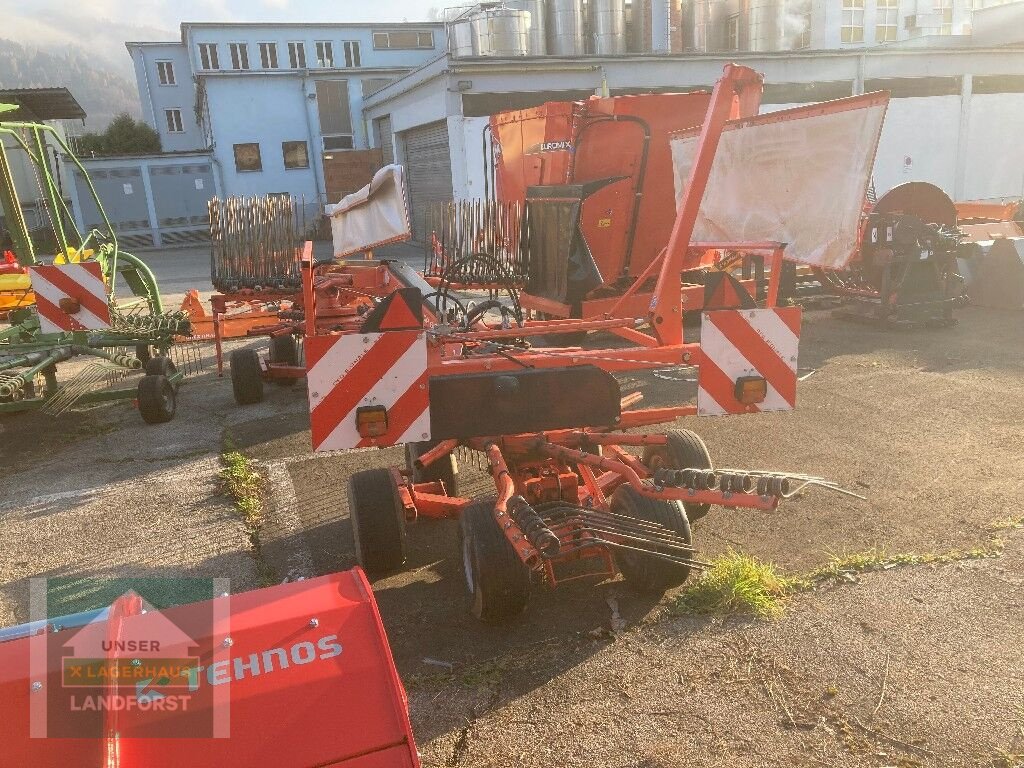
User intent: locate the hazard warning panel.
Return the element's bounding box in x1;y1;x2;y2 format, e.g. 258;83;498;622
697;307;801;416
28;262;111;334
306;330;430;451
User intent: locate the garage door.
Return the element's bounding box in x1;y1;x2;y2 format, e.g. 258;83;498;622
375;116;395;165
402;121;453;241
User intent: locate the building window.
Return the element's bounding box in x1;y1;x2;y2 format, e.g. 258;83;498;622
288;41;307;68
343;41;361;67
841;0;865;42
229;42;250;70
233;143;262;172
372;30;435;49
259;42;279;69
361;78;394;97
315;80;353;151
726;14;740;50
323;136;355;150
315;41;334;67
936;0;953;33
282;141;309;169
198;43;219;70
165;109;184;133
156;60;176;85
876;0;899;41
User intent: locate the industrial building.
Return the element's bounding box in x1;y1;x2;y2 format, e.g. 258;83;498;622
110;2;1024;247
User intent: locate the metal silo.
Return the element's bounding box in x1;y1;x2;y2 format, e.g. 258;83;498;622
591;0;627;54
747;0;785;51
506;0;548;54
547;0;586;55
449;17;476;56
471;7;532;56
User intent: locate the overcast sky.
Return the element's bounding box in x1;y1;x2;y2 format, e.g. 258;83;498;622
0;0;440;54
0;0;443;82
1;0;442;42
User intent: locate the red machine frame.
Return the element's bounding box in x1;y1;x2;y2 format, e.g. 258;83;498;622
303;65;854;618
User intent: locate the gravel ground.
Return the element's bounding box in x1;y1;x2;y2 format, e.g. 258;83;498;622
1;302;1022;767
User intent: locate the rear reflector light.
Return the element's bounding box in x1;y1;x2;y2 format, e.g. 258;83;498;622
734;376;767;405
356;405;388;438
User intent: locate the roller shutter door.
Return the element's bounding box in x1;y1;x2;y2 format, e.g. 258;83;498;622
376;116;395;165
401;121;453;241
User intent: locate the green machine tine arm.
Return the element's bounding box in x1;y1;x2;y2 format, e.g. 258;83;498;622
0;136;35;264
1;121;122;294
28;125;72;257
116;250;163;315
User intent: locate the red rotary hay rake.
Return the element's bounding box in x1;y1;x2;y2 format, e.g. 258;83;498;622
303;65;864;622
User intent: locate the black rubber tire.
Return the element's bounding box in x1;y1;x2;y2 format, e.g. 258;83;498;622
144;355;177;380
137;374;176;424
230;349;264;405
405;440;460;496
268;334;298;365
268;335;299;386
135;344;153;364
642;429;714;522
348;468;407;574
459;496;531;623
610;484;692;593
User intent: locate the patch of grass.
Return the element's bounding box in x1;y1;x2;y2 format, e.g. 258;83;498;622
673;551;799;618
219;448;275;585
806;542;1004;583
990;749;1024;768
220;450;265;532
989;516;1024;532
671;538;1009;621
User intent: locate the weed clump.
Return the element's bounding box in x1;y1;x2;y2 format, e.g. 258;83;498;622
673;551;799;618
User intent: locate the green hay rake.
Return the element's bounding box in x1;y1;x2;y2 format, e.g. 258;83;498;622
0;104;193;423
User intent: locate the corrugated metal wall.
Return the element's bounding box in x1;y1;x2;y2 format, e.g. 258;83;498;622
74;156;216;249
401;120;453;240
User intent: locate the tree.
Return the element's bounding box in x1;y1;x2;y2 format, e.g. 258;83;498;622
75;113;161;156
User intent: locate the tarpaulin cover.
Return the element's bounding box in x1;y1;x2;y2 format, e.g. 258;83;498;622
670;94;888;270
326;164;412;258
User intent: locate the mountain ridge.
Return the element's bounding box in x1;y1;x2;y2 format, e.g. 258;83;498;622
0;37;145;131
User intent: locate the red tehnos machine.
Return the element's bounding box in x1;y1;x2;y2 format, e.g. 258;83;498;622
488;87;762;321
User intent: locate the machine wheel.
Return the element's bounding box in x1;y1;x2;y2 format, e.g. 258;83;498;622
348;468;407;574
144;355;177;381
405;440;460;496
137;374;176;424
269;334;298;364
642;429;714;522
610;484;692;593
459;496;530;623
268;335;299;386
135;344;153;364
230;349;264;405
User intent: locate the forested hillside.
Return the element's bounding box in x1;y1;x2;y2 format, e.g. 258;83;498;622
0;38;141;130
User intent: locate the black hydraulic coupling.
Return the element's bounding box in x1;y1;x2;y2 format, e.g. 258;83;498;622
653;468;719;492
756;475;793;497
507;495;561;557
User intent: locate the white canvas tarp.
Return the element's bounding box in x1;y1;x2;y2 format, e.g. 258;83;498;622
325;164;412;258
670;95;888;270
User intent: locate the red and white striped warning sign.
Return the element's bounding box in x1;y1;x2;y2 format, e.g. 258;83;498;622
28;262;111;334
697;307;801;416
305;330;430;451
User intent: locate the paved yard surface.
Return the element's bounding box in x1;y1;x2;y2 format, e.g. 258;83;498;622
1;302;1022;767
